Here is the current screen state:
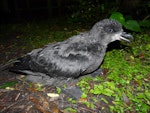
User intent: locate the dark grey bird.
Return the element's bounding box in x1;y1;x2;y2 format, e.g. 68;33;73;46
9;19;133;78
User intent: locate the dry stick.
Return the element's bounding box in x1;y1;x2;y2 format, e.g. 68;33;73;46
79;107;97;113
16;76;30;86
0;98;25;112
15;92;21;101
1;91;34;112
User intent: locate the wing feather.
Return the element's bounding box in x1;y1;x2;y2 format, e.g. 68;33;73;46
28;39;105;77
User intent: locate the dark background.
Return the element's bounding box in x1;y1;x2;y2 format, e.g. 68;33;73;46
0;0;149;24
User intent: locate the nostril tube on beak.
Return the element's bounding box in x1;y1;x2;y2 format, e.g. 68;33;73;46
121;32;134;40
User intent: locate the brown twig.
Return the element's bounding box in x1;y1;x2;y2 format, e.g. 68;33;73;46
0;98;25;112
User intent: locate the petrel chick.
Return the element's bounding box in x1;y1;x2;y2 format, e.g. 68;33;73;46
9;19;133;78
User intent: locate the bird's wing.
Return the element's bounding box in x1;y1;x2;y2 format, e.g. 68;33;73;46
28;39;104;77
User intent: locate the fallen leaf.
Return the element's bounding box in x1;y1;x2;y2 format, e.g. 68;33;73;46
49;103;59;113
78;98;87;103
47;93;59;98
29;96;51;113
139;54;145;59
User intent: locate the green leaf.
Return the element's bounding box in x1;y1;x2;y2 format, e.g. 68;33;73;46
56;87;61;93
64;107;77;112
124;20;141;32
103;88;114;97
0;81;18;89
101;97;109;104
145;44;150;51
81;92;88;98
110;12;125;25
90;84;103;94
83;101;94;109
145;90;150;100
68;98;77;104
139;20;150;28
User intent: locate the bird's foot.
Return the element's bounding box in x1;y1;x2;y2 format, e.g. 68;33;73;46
62;86;82;100
25;74;57;85
90;68;103;77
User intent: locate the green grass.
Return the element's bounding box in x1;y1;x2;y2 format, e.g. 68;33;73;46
77;34;150;112
0;21;150;112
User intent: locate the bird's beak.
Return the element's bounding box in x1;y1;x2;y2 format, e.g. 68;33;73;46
120;32;134;42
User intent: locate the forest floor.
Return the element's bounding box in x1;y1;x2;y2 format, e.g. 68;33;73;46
0;20;150;113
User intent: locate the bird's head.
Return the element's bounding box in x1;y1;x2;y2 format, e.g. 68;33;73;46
89;19;133;46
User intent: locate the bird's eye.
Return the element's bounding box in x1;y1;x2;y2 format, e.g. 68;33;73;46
104;27;114;33
108;29;113;33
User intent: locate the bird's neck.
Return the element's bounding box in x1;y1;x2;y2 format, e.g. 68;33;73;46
87;34;107;47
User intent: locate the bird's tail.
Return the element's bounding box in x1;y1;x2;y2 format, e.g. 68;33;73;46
0;55;31;73
0;59;19;71
9;55;31;73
